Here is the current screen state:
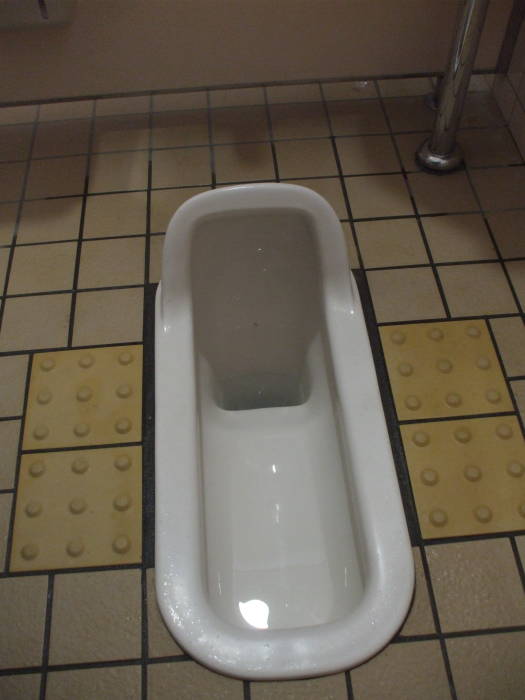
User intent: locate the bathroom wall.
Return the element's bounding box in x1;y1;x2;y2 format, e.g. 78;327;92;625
0;0;514;104
494;14;525;156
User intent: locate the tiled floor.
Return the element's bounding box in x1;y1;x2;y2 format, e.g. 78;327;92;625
0;76;524;699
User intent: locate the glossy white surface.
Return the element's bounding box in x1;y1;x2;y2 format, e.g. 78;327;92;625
155;183;414;679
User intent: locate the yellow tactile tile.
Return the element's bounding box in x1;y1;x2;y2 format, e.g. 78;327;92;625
380;320;512;421
23;345;142;450
10;446;141;571
401;416;525;538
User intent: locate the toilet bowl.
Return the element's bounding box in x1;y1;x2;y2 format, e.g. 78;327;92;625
155;183;414;680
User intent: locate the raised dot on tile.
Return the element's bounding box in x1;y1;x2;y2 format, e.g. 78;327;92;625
115;417;132;434
436;358;453;374
78;353;94;368
420;468;438;486
66;538;84;558
29;461;46;477
464;464;482;482
429;509;448;527
76;386;93;402
39;357;55;372
114;454;131;470
113;494;132;511
36;389;52;405
413;431;430;447
116;384;132;399
71;457;89;474
73;422;90;437
466;325;481;338
405;395;421;410
485;389;501;404
398;362;413;377
118;351;134;366
69;497;87;515
476;356;491;370
454;427;471;444
113;534;131;554
25;500;42;518
496;423;513;439
427;327;443;341
21;543;39;560
507;461;524;478
33;424;49;440
391;330;406;345
474;505;492;523
446;392;462;407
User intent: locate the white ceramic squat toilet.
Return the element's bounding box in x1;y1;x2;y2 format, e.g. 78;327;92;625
155;183;414;680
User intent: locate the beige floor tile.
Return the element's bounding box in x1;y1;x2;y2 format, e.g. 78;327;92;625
212;105;269;143
33;119;91;158
516;535;525;567
78;237;145;288
383;97;435;132
345;175;414;219
150;187;208;233
0;202;17;244
447;632;525;700
337;135;400;175
26;156;86;199
89;151;148;193
351;640;451;700
147;661;244;700
270;103;329;140
84;191;147;238
408;171;478;214
469;166;525;210
39;101;93;121
17;197;82;243
287;178;347;219
92;114;150;152
266;83;322;104
152;110;209;148
459;127;521;167
380;320;512;421
460;92;505;128
355;218;427;267
341;222;360;268
326;100;388;135
0;493;12;569
251;674;348;700
0;246;9;288
46;665;141;700
506;260;525;309
8;242;77;294
322;80;377;100
0;162;26;201
11;447;142;571
147;568;184;657
511;379;525;422
378;77;434;98
0;355;28;416
210;87;265;107
399;548;435;636
0;105;37;125
487;211;525;258
421;214;497;262
95;96;150;116
0;124;33;161
153;92;207;112
367;268;444;323
0;672;40;699
427;539;525;632
0;575;48;668
394;132;430;172
152;147;211;188
276;139;336;179
149;235;164;283
401;415;525;538
438;263;517;316
490;316;525;377
215;142;275;183
0;294;71;352
0;419;20;489
73;288;143;345
50;569;141;664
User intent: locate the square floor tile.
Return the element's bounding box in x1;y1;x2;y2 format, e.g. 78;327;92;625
438;263;517;316
73;288;143;345
95;96;150;116
215;142;275;183
490;316;525;377
147;568;184;657
11;447;142;571
355;218;427;267
0;493;12;569
383;97;435;132
408;171;478;214
346;174;414;219
401;415;525;538
39;101;93;121
380;320;513;421
378;77;433;98
275;139;337;179
460;127;521;167
0;202;17;244
46;666;141;700
149;235;164;283
0;354;28;416
270;102;330;139
84;191;147;238
505;260;525;309
469;166;525;210
147;661;244;700
0;162;27;201
23;345;142;450
0;123;33;161
8;242;77;294
399;548;435;637
326;99;388;136
17;197;82;243
49;569;141;664
336;135;400;175
350;640;451;700
421;214;497;262
487;211;525;258
367;268;444;322
92;114;149;152
152;109;209;148
0;673;40;699
447;632;525;700
78;237;145;288
211;105;269;143
153;92;207;111
150;186;208;233
152;147;211;188
511;379;525;423
251;674;348;700
322;80;377;101
266;83;321;103
0;419;21;489
426;539;525;632
0;293;71;352
26;156;86;199
89;151;148;193
33;119;91;158
0;575;48;668
210;87;265;107
287;178;347;219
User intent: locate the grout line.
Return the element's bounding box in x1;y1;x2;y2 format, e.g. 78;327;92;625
398;410;517;426
263;87;281;182
345;669;354;699
38;573;54;700
509;536;525;590
0;562;143;580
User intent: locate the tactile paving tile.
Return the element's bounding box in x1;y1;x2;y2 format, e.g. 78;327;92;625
23;345;142;450
380;320;513;421
10;446;142;571
401;416;525;538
